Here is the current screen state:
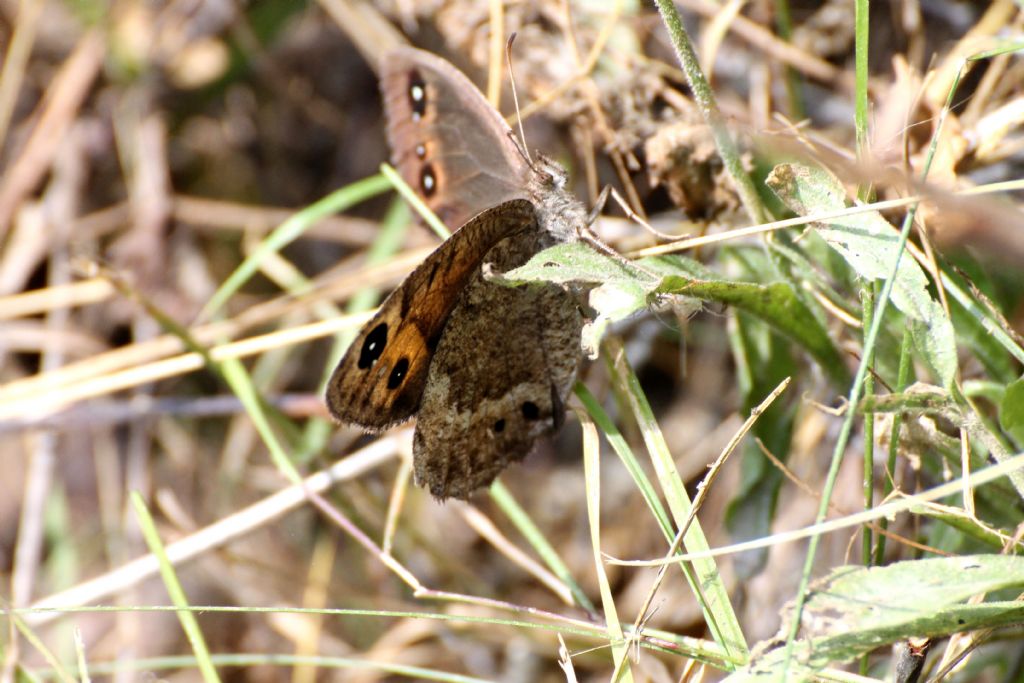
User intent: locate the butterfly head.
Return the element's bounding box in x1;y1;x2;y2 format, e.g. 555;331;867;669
526;153;588;244
532;153;569;190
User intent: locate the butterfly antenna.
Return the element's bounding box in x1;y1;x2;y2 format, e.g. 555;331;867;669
506;33;533;165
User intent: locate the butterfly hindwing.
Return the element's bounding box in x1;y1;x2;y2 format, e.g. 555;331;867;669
412;231;584;499
325;199;537;430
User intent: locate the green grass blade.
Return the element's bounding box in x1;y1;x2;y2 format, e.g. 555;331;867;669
652;0;766;224
608;352;749;664
574;382;674;538
488;481;597;614
130;493;221;683
200;173;392;321
578;409;632;681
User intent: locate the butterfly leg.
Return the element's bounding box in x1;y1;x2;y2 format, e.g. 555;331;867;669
585;184;611;226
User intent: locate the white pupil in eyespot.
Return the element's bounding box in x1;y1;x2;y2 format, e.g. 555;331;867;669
423;173;435;191
411;85;424;101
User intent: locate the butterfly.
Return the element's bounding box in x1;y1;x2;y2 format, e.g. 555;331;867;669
325;46;590;499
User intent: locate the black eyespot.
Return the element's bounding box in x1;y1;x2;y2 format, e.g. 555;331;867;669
358;323;388;369
408;69;427;119
420;164;436;197
387;357;409;389
521;401;540;420
493;419;506;433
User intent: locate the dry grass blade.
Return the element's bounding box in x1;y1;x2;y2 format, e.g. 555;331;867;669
25;436;402;626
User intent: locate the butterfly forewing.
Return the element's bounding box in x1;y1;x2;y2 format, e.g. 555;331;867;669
325;199;538;430
380;46;531;231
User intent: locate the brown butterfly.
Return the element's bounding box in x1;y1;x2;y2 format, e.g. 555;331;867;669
325;46;589;500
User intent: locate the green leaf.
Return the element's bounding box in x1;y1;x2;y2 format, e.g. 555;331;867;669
999;377;1024;445
951;294;1019;383
727;555;1024;681
725;310;797;579
499;243;848;386
857;380;1024;501
766;163;957;388
584;279;651;357
498;241;655;287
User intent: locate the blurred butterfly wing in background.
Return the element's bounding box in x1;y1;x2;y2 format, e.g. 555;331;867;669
380;46;531;230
